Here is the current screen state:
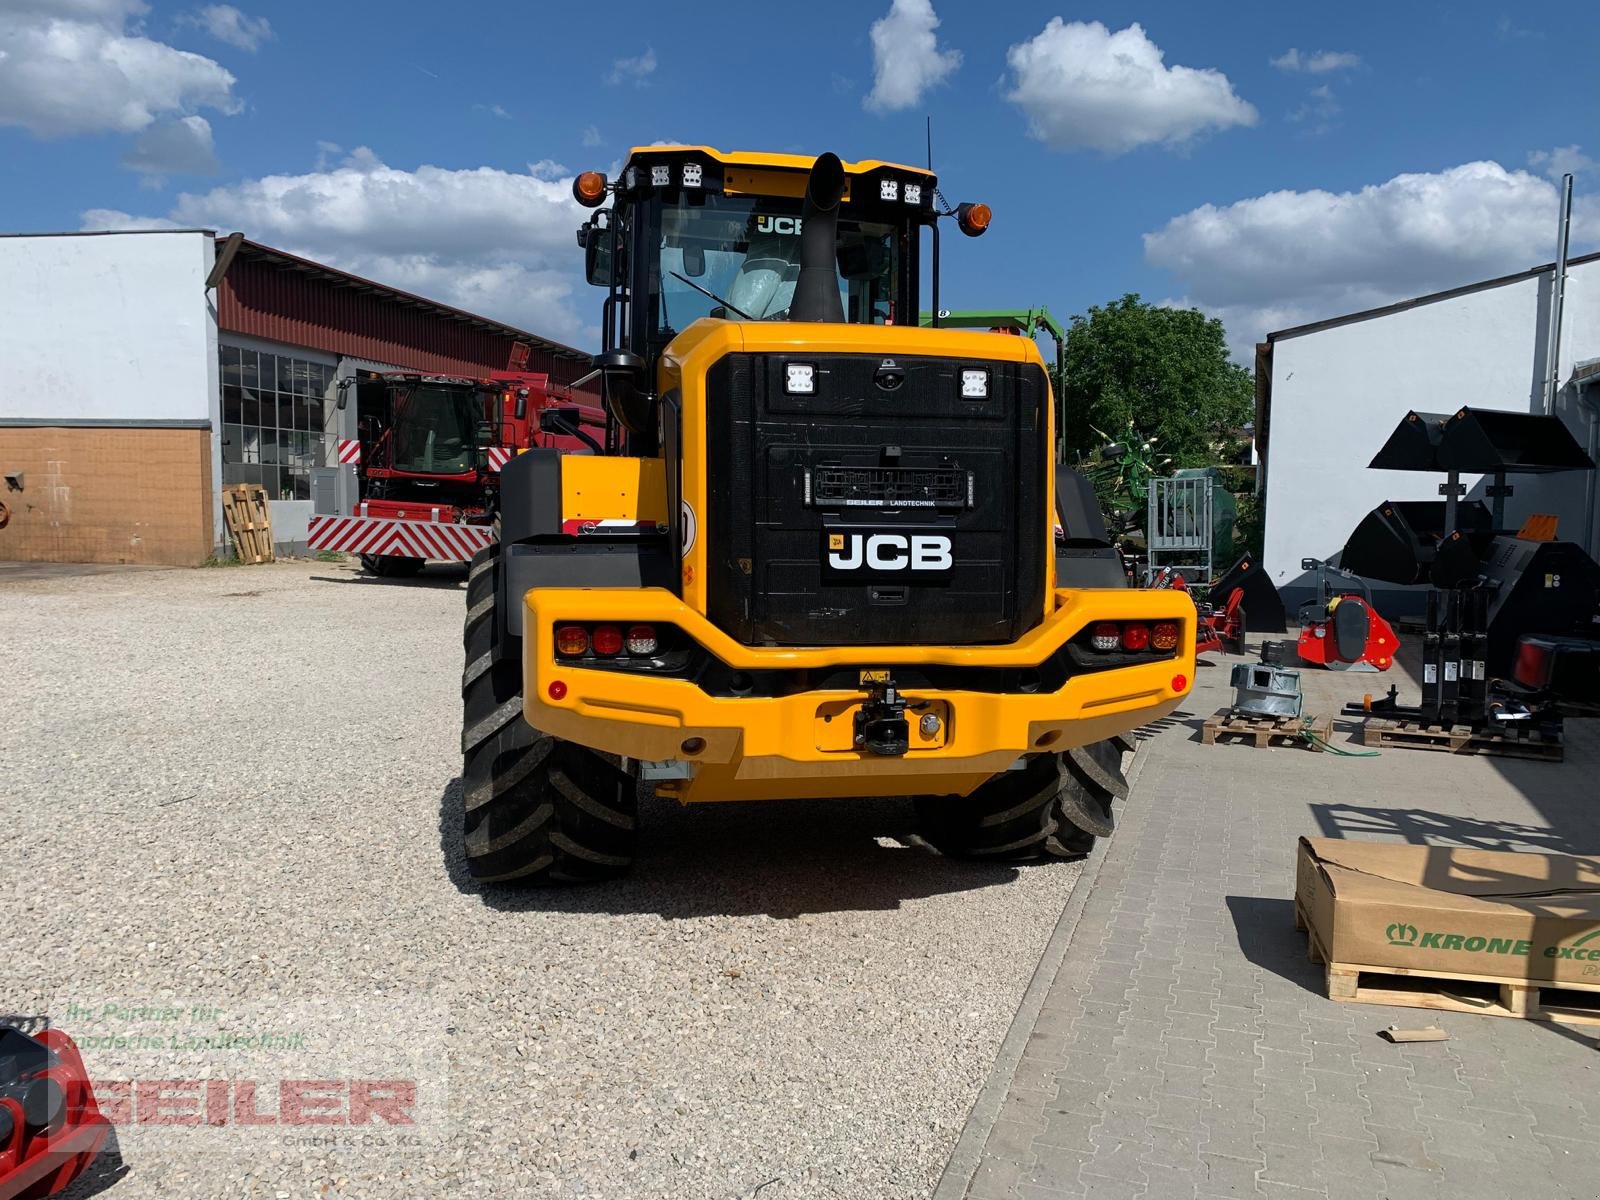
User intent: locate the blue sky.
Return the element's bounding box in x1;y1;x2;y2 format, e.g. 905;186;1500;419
3;1;1595;356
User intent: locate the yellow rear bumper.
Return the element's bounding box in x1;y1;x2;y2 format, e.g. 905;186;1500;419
523;587;1194;802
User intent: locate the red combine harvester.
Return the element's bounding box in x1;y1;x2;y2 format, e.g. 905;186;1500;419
308;371;604;575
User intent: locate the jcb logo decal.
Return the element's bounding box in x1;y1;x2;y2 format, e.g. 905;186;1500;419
755;215;803;235
826;532;952;573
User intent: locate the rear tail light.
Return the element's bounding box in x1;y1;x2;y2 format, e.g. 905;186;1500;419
590;624;623;657
1087;620;1182;654
626;623;658;656
1514;639;1552;687
555;625;589;657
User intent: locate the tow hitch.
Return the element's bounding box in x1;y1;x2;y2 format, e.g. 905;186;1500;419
854;676;911;757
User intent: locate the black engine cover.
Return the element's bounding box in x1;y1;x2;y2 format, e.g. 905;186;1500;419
705;353;1049;646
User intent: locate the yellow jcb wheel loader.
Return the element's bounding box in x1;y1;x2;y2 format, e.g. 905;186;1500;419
459;146;1195;884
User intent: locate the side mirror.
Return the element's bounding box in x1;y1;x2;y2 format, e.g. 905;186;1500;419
335;377;353;411
584;211;623;287
683;244;706;278
514;388;528;421
596;348;651;436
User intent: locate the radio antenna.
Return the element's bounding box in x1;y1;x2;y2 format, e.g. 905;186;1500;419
926;116;933;171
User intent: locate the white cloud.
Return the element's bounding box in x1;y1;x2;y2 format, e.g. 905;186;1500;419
605;47;656;87
83;148;596;344
580;124;602;147
1144;160;1597;357
1003;19;1256;154
1288;83;1341;135
1528;145;1598;181
1270;48;1360;73
80;207;184;230
863;0;961;114
179;5;272;52
120;113;217;177
473;102;511;119
0;0;237;137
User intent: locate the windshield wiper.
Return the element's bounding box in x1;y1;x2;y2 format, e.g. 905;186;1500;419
668;270;756;321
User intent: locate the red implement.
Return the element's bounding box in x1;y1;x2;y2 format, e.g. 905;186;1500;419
1295;594;1399;672
0;1028;110;1200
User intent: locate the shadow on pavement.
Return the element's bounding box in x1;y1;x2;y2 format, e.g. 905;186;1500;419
436;777;1028;920
1310;802;1597;856
54;1127;128;1200
307;565;468;590
1223;894;1327;998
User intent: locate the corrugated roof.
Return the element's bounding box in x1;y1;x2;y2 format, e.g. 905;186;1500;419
222;237;590;364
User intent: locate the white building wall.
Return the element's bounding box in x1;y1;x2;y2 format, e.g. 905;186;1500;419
0;231;215;424
1264;257;1600;604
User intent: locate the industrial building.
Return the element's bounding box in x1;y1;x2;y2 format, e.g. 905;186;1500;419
1257;250;1600;607
0;230;591;565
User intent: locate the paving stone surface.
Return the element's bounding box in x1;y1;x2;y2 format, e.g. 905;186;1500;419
948;644;1598;1200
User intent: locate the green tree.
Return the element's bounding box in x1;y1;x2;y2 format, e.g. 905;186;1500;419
1060;294;1253;468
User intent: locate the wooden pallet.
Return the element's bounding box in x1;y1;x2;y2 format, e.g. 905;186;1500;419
221;484;274;564
1295;901;1600;1027
1202;708;1332;751
1361;717;1563;762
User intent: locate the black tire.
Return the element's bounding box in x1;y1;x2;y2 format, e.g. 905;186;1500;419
916;739;1131;862
362;553;425;577
460;544;637;885
1050;739;1131;855
915;754;1065;861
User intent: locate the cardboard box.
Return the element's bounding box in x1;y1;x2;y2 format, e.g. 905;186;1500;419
1295;837;1600;987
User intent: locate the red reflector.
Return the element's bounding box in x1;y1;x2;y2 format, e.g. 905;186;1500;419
555;624;589;657
1514;640;1552;687
1121;623;1150;652
591;624;623;656
547;680;568;700
626;623;658;656
1151;621;1179;651
1089;621;1120;652
1171;674;1188;693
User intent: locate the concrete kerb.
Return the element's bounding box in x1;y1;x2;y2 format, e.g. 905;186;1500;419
930;742;1154;1200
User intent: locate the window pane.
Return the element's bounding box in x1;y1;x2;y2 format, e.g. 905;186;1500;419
260;354;278;395
261;428;279;465
220;345;241;386
277;396;294;431
242;426;259;463
240;390;259;427
240;349;259;390
291;469;311;500
308;396;326;432
223;384;242;424
294;396;309;430
222;423;243;464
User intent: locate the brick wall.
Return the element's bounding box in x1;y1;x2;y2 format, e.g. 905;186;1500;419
0;427;214;566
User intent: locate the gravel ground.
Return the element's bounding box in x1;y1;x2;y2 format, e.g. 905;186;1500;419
2;559;1084;1199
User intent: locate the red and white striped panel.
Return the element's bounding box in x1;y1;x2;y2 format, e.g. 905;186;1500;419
336;438;362;465
486;446;514;471
307;515;493;563
560;518;665;536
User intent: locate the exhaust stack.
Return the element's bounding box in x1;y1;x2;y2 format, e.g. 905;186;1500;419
789;152;847;324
